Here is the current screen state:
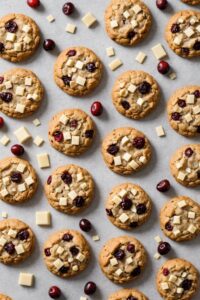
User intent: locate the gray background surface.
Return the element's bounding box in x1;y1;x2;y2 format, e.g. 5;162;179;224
0;0;200;299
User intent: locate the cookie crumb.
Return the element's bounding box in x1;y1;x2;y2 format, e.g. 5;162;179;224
0;135;10;146
92;235;100;241
18;272;34;286
1;212;8;219
135;51;147;64
109;58;123;71
82;13;97;28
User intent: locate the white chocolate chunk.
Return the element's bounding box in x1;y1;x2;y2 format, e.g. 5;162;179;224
46;15;55;22
23;36;32;44
139;156;147;164
118;189;127;198
34;136;44;147
53;259;64;270
135;51;146;64
80;297;88;300
8;229;17;238
18;273;34;287
119;213;129;223
177;288;184;294
75;60;84;70
168;72;177;80
106;47;115;57
114;156;121;166
173;215;181;224
76;76;86;86
193;105;200;114
156;126;165;137
16;163;26;173
37;153;50;168
4;81;12;89
77;173;83;182
178;200;187;208
169;275;177;282
76;253;85;262
59;114;68;125
129;160;139;169
184;113;193;123
123;10;130;19
0;188;9;197
18;184;26;192
57;246;64;255
184;27;194;38
188;211;195;219
82;13;97;27
110;20;118;28
132;4;142;14
110;258;118;266
63;131;71;141
25;176;34;186
126;257;133;264
128;84;137;93
33;119;41;126
15;104;25;113
196;25;200;33
6;32;15;42
0;237;7;246
187;94;195;104
71;136;80;145
152;44;167;60
131;188;138;196
72;265;78;271
0;135;10;146
25;77;32;86
177;171;186;181
92;235;100;241
131;19;138;28
115;268;123;276
173;228;181;236
154;253;161;260
68;190;77;200
22;25;31;33
16;86;25;96
15;244;25;255
2;212;8;218
123;152;132;162
137;98;145;106
36;211;51;226
109;58;123;71
188;224;197;234
174;34;183;45
59;197;67;206
121;136;129;145
14;127;32;143
161;282;169;290
66;23;76;34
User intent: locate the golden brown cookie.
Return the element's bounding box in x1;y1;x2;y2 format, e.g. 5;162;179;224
108;289;148;300
0;294;12;300
0;218;34;265
0;13;40;62
43;229;90;278
104;0;152;46
156;258;199;300
181;0;200;5
54;46;103;96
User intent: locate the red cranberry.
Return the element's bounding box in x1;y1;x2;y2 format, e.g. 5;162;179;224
127;243;135;253
171;112;181;121
43;39;56;51
17;230;29;240
61;171;72;184
130;221;138;228
181;279;192;291
0;116;4;128
165;222;173;231
0;77;4;84
156;0;168;9
70;246;79;256
4;242;15;254
5;21;18;33
178;99;186;108
27;0;40;8
136;204;147;215
171;23;180;33
62;233;73;241
156;179;170;192
73;196;84;207
193;41;200;51
197;126;200;133
84;281;97;295
182;47;189;56
121;100;130;110
67;49;76;56
114;249;125;260
0;43;5;53
197;170;200;179
120;197;132;210
10;172;22;183
131;266;141;277
133;137;145;149
62;75;71;86
91;101;103;116
79;219;92;232
69;119;78;128
0;92;13;102
138;81;151;94
47;175;52;185
194;90;200;98
86;63;96;73
163;268;169;276
106;208;113;216
11;144;24;156
127;31;136;39
85;130;94;138
59;266;69;273
44;248;51;256
49;286;61;299
158;241;171;255
185;147;194;157
53;131;63;142
107;144;119;155
62;2;75;16
157;61;170;74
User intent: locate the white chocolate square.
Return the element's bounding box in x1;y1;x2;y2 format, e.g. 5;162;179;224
123;10;130;19
106;47;115;57
132;4;142;14
129;160;139;169
18;184;26;192
174;35;183;45
34;136;44;147
92;235;100;241
119;213;129;223
131;19;138;28
16;86;25;96
37;153;50;168
193;105;200;114
114;156;122;166
75;60;84;70
169;275;177;282
57;246;64;255
118;189;127;198
76;253;85;262
6;32;15;42
123;152;132;162
121;136;129;145
188;224;197;233
76;76;86;86
173;215;181;224
18;273;34;287
25;78;32;86
177;288;184;294
139;156;147;164
59;197;67;206
46;15;55;22
53;259;64;270
22;25;31;33
126;257;133;264
184;27;194;38
178;200;187;208
188;211;195;219
68;190;77;200
173;228;181;236
82;13;97;27
36;211;51;226
71;136;80;145
15;244;25;255
77;173;83;182
169;72;177;80
59;114;68;125
25;176;34;186
135;51;147;64
72;265;78;271
131;188;137;196
0;135;10;146
154;253;161;260
67;59;74;67
177;171;186;181
184;113;193;123
63;131;71;141
196;25;200;33
0;237;7;246
115;268;123;276
8;229;17;238
5;81;12;89
109;59;123;71
66;23;76;34
23;36;32;44
14;42;22;51
137;98;145;106
0;188;9;197
156;126;165;137
2;177;9;185
152;44;167;60
14;127;32;143
15;104;25;113
27;93;38;101
80;297;88;300
128;84;137;93
16;163;26;173
33;119;41;127
110;258;118;266
161;282;169;290
110;20;118;28
175;160;184;169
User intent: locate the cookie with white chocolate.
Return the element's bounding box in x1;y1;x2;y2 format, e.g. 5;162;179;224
108;289;148;300
181;0;200;5
0;295;12;300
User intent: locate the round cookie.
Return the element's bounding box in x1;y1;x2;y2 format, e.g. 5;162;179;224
48;109;95;156
104;0;152;46
99;236;147;284
108;289;148;300
0;218;34;265
106;183;152;230
167;86;200;137
43;229;90;278
0;157;38;204
170;144;200;187
165;10;200;58
0;295;12;300
102;127;151;175
160;196;200;242
181;0;200;5
112;70;160;120
156;258;199;300
45;164;94;214
54;46;103;96
0;13;40;62
0;68;44;119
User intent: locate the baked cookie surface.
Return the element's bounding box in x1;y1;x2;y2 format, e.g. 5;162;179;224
112;70;160;119
0;157;38;204
48;109;95;156
99;235;147;284
0;68;44;119
54;46;103;96
43;229;90;278
0;13;40;62
156;258;199;300
106;183;152;230
108;288;148;300
160;196;200;242
167;86;200;137
104;0;152;46
0;218;34;265
45;164;94;214
102;127;151;175
181;0;200;5
0;294;12;300
165;10;200;58
170;144;200;187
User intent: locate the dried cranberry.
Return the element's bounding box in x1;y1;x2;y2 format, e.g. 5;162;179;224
85;130;94;138
121;100;130;110
73;196;85;207
129;222;138;228
62;233;73;241
156;179;170;192
193;41;200;51
171;23;180;33
133;137;145;149
136;204;147;215
197;170;200;179
69;119;78;128
127;31;135;39
177;99;186;108
171;112;181;121
197;126;200;133
84;282;97;295
194;90;200;98
44;248;51;256
106;208;113;216
0;43;5;53
138;81;151;94
79;219;92;232
17;230;29;240
165;222;173;231
127;297;137;300
62;75;71;86
131;266;141;277
127;243;135;253
47;175;52;185
62;2;75;15
120;197;132;210
43;39;55;51
53;131;63;142
5;21;18;33
114;249;125;260
67;49;76;56
107;144;119;155
185;147;193;157
0;92;13;103
86;63;96;73
163;268;169;276
181;47;189;56
0;77;4;84
4;242;15;255
70;246;79;256
59;266;69;273
181;279;192;291
61;171;72;184
10;171;22;183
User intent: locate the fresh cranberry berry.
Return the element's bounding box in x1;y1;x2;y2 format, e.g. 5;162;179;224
107;144;119;155
86;63;96;73
181;279;192;291
10;172;22;183
127;243;135;253
43;39;55;51
165;222;173;231
131;266;141;277
49;286;61;299
79;219;92;232
120;197;132;210
91;101;103;116
171;23;180;33
59;266;69;273
156;179;170;192
67;49;76;56
11;144;24;156
61;171;72;184
193;41;200;51
0;92;13;102
0;77;4;84
106;208;113;216
69;119;78;128
171;112;181;121
53;131;63;142
158;241;171;255
70;246;79;256
156;0;168;10
44;248;51;256
121;100;130;110
84;281;97;295
17;230;29;240
157;61;170;74
114;249;125;260
194;90;200;98
178;99;186;108
5;21;18;33
47;175;52;185
138;81;151;94
85;130;94;138
136;204;147;215
182;47;189;56
0;43;5;53
27;0;40;8
127;31;135;39
0;116;4;128
4;242;15;254
73;196;85;207
185;147;194;157
62;2;75;16
133;137;145;149
163;268;169;276
62;233;73;241
62;75;71;86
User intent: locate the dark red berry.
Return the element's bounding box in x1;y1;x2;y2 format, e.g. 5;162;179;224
85;130;94;138
181;279;192;291
70;246;79;256
138;81;151;94
0;92;13;102
127;243;135;253
69;119;78;128
84;282;97;295
43;39;55;51
53;131;63;142
5;21;18;33
11;144;24;156
127;31;135;39
59;266;69;273
0;77;4;84
62;75;71;86
73;196;85;207
193;41;200;51
171;112;181;121
49;286;61;299
120;197;132;210
47;175;52;185
133;137;145;149
62;233;73;241
194;90;200;98
182;47;189;56
62;2;75;16
0;116;4;128
178;99;186;108
79;219;92;232
185;147;194;157
136;204;147;215
121;100;130;110
106;208;113;216
0;43;5;53
156;179;170;192
27;0;40;8
157;61;170;74
156;0;168;10
86;63;96;73
165;222;173;231
107;144;119;155
163;268;169;276
131;266;141;277
10;172;22;183
114;249;125;260
4;242;15;254
17;230;29;240
171;23;180;33
129;221;138;228
61;171;72;184
197;126;200;133
91;101;103;116
127;297;137;300
44;248;51;256
158;241;171;255
67;49;76;56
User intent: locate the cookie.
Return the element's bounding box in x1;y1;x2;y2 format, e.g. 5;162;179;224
0;13;40;62
43;229;90;278
0;157;38;204
165;10;200;58
156;258;199;300
112;70;160;119
54;46;103;96
167;86;200;137
0;68;44;119
48;109;95;156
108;289;148;300
0;294;12;300
160;196;200;242
181;0;200;5
99;236;147;284
104;0;152;46
106;183;152;230
170;144;200;187
102;127;151;175
0;218;34;265
45;164;94;214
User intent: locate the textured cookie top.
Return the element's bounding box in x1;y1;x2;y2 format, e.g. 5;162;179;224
0;294;12;300
0;157;38;204
0;13;40;62
167;86;200;137
54;47;103;96
43;229;90;278
48;109;95;156
0;218;34;265
45;164;94;214
104;0;152;46
157;258;199;300
170;144;200;187
182;0;200;4
106;183;152;230
165;10;200;58
108;288;148;300
0;68;44;119
160;196;200;242
102;127;151;175
99;236;147;284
